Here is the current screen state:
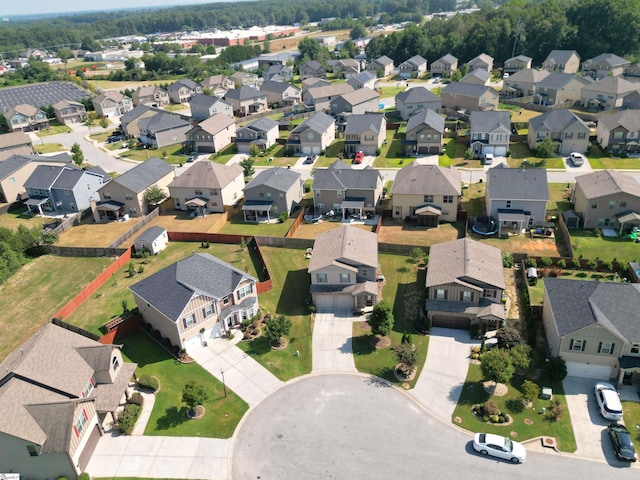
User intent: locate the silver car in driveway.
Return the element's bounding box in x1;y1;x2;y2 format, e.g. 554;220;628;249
473;433;526;463
595;382;623;421
569;152;585;166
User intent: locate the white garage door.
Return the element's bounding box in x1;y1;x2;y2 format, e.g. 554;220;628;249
566;362;612;380
315;295;353;313
315;295;335;313
483;146;495;155
495;146;507;156
184;334;203;353
312;146;321;154
302;146;312;154
334;295;353;312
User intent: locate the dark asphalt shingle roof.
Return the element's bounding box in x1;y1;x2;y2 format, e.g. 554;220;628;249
313;161;382;191
435;54;458;65
244;167;302;193
529;109;589;133
486;166;549;201
392;163;460;196
396;86;440;104
544;50;579;66
24;165;67;189
224;86;266;101
260;81;299;94
442;83;497;98
535;72;590;90
344;114;385;135
470;111;510;132
137;112;190;133
189;94;218;108
406;108;444;132
110;156;174;193
134;226;166;243
290;111;335;135
241;117;279;134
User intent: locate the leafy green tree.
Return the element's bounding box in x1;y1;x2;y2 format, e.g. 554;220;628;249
545;355;567;381
480;348;515;385
395;342;418;376
264;315;292;347
239;156;255;178
509;343;532;373
350;23;367;40
143;184;167;209
496;327;522;349
521;380;540;403
534;137;556;158
71;143;84;167
367;300;394;337
182;380;209;416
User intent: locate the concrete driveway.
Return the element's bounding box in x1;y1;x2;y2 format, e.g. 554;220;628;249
312;312;357;373
410;327;478;422
563;155;593;172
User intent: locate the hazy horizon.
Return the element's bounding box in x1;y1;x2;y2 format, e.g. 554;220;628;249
1;0;231;18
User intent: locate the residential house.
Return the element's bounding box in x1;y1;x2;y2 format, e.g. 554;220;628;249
403;108;445;155
624;63;640;78
0;131;33;161
138;112;192;149
303;83;354;111
53;100;87;124
528;109;590;155
301;77;331;95
582;53;630;80
572;169;640;229
330;88;380;116
119;105;166;139
503;55;532;75
131;85;170;107
395;87;441;120
92;91;133;118
184;114;236;154
342;114;386;155
262;64;293;83
469;111;510;158
542;50;581;73
501;68;549;98
200;74;234;97
235;118;279;154
580;76;638;111
133;226;168;255
366;55;394;77
597;109;640;154
286;111;336;155
96;156;174;218
4;104;49;132
260;81;301;108
391;163;460;225
0;153;72;203
299;60;327;80
308;225;380;312
189;94;234;121
467;53;494;73
347;70;377;91
425;238;506;330
242;167;304;221
485;165;549;234
441;83;499;112
531;73;591;107
166;78;202;104
622;90;640;110
230;71;261;88
24;165;105;216
398;55;428;79
130;253;259;350
460;69;490;86
333;58;361;79
312;159;383;218
0;322;137;480
431;54;458;77
542;277;640;382
168;161;244;214
224;86;268;116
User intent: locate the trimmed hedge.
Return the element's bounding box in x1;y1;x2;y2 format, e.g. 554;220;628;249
138;374;159;392
117;403;141;434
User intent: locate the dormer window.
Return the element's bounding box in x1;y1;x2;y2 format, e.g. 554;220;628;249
112;355;120;372
81;377;95;398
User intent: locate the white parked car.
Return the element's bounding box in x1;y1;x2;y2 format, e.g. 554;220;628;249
594;382;623;421
569;152;585;166
473;433;527;463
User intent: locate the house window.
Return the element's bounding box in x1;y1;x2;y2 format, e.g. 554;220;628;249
183;313;196;329
223;295;230;306
210;190;218;196
631;344;640;354
339;273;351;283
81;377;95;397
620;201;627;208
436;288;446;300
506;201;511;208
73;409;89;437
237;283;253;300
423;195;434;203
316;273;328;283
591;201;597;209
203;304;214;317
259;192;265;198
112;356;120;371
195;190;203;195
102;193;111;199
460;291;472;302
27;445;38;457
129;208;137;215
570;339;586;351
125;194;133;200
443;196;453;204
598;341;615;355
609;201;616;210
361;269;368;277
364;135;374;141
578;132;586;139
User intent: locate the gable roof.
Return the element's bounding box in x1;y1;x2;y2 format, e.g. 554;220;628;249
224;86;266;101
6;104;41;117
244;167;302;193
575;169;640;199
133;85;166;98
167;78;198;91
119;104;161;125
0;131;32;149
544;50;579;66
308;225;378;272
189;93;220;108
291;111;335;135
343;113;385;135
599;109;640;132
544;277;640;341
535;72;591;90
486;166;549;201
584;53;629;68
435;54;458;65
260;80;299;94
306;83;353;100
135;226;166;244
94;91;127;104
401;55;427;67
505;55;532;64
239;117;279;134
470;111;510;132
348;70;377;85
338;88;379;106
426;238;505;290
137;111;190;133
468;53;493;65
581;76;637;95
396;86;439;104
391;163;460;196
374;55;394;67
301;60;324;70
190;113;235;136
107;156;174;194
461;69;490;84
507;68;549;84
405;108;445;133
301;77;331;89
168;161;242;189
313;160;382;191
0;154;72;181
529;109;589;133
24;165;78;190
130;253;257;322
442;82;497;98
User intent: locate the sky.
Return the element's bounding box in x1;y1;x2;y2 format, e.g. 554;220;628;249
2;0;225;17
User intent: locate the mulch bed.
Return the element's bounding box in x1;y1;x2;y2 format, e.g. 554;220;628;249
270;337;288;350
373;335;390;349
186;405;205;420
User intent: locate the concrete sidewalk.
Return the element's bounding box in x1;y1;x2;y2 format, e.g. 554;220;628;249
312;312;358;373
410;327;478;422
131;388;156;436
190;336;283;407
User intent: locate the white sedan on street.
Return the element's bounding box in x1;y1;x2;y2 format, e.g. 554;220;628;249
473;433;527;463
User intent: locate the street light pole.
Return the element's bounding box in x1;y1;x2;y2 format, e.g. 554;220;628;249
221;370;226;398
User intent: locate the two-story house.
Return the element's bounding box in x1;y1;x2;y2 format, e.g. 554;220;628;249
467;53;494;73
597;109;640;155
391;162;460;225
431;54;458;78
168;161;244;215
119;105;167;139
200;74;234;97
582;53;630;80
5;104;49;132
572;169;640;230
398;55;427;79
441;83;499;112
299;60;327;80
0;153;72;203
260;81;301;108
341;113;386;155
312;159;383;218
308;225;380;312
501;68;549;98
92;91;133;118
347;70;377;91
330;88;380;116
235;118;279;154
469;111;510;158
528;109;590;155
184;114;236;154
263;64;294;83
189;94;234;121
224;86;268;116
303;83;354;111
485;165;549;234
0;322;137;480
138;111;192;149
131;85;170;108
0;131;34;161
542;50;581;73
286;111;335;155
242;167;304;221
580;76;637;111
230;72;261;88
425;238;506;330
53;100;87;124
503;55;532;75
332;58;361;79
131;253;259;350
167;78;202;104
301;77;331;95
366;55;394;77
403;108;445;155
531;73;591;108
460;69;490;86
395;87;441;120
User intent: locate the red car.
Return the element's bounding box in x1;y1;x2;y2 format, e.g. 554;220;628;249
354;151;364;164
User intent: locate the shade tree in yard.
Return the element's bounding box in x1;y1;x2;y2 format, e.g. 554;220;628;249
367;300;394;337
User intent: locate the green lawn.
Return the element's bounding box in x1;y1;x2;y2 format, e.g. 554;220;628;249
163;103;188;112
34;142;67;154
622;400;640;453
373;130;409;168
36;120;71;136
120;145;188;164
461;181;486;217
586;143;640;170
210;143;237;165
236;246;313;380
442;138;481;168
317;140;346;167
121;331;248;438
453;364;577;452
352;253;429;388
378;85;405;99
570;229;640;264
547;183;573;213
219;209;295;237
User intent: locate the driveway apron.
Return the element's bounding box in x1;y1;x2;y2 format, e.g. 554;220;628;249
312;312;358;373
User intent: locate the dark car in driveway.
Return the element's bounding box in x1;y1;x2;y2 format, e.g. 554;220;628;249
608;422;637;462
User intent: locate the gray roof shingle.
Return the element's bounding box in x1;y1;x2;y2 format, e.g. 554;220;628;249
396;86;440;104
406;108;445;133
529;109;589;133
244;167;302;193
486;166;549;201
137;111;190;133
470;111;510;132
343;114;385;135
110;156;174;193
290;111;335;135
168;161;242;189
224;86;266;101
575;169;640;199
392;163;460;196
442;82;497;98
308;225;378;272
313;160;382;191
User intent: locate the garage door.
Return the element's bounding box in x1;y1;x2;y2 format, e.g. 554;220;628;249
315;295;335;313
495;146;507;156
483;146;495;155
78;424;101;472
334;295;353;311
184;334;203;352
302;146;312;154
566;362;612;380
431;315;471;330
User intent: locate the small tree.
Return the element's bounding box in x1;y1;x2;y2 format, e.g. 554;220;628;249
71;143;84;166
534;137;556;158
99;117;109;129
545;355;568;381
144;184;167;209
401;331;412;345
521;380;540;403
394;342;418;377
409;247;425;264
367;300;394;337
182;380;209;417
264;315;292;347
480;348;515;385
249;144;261;157
502;252;514;267
496;327;522;349
509;343;532;373
239;156;255;178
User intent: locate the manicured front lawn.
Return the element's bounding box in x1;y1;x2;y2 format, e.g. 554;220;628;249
36;120;71;136
622;400;640;453
453;364;577;452
34;142;67;154
121;331;248;438
570;229;640;264
373;129;408;168
120;145;188;164
586;143;640;170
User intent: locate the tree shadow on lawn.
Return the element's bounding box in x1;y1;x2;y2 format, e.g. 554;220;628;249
155;406;190;431
352;335;376;356
242;336;271;355
457;380;491;407
275;269;311;316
